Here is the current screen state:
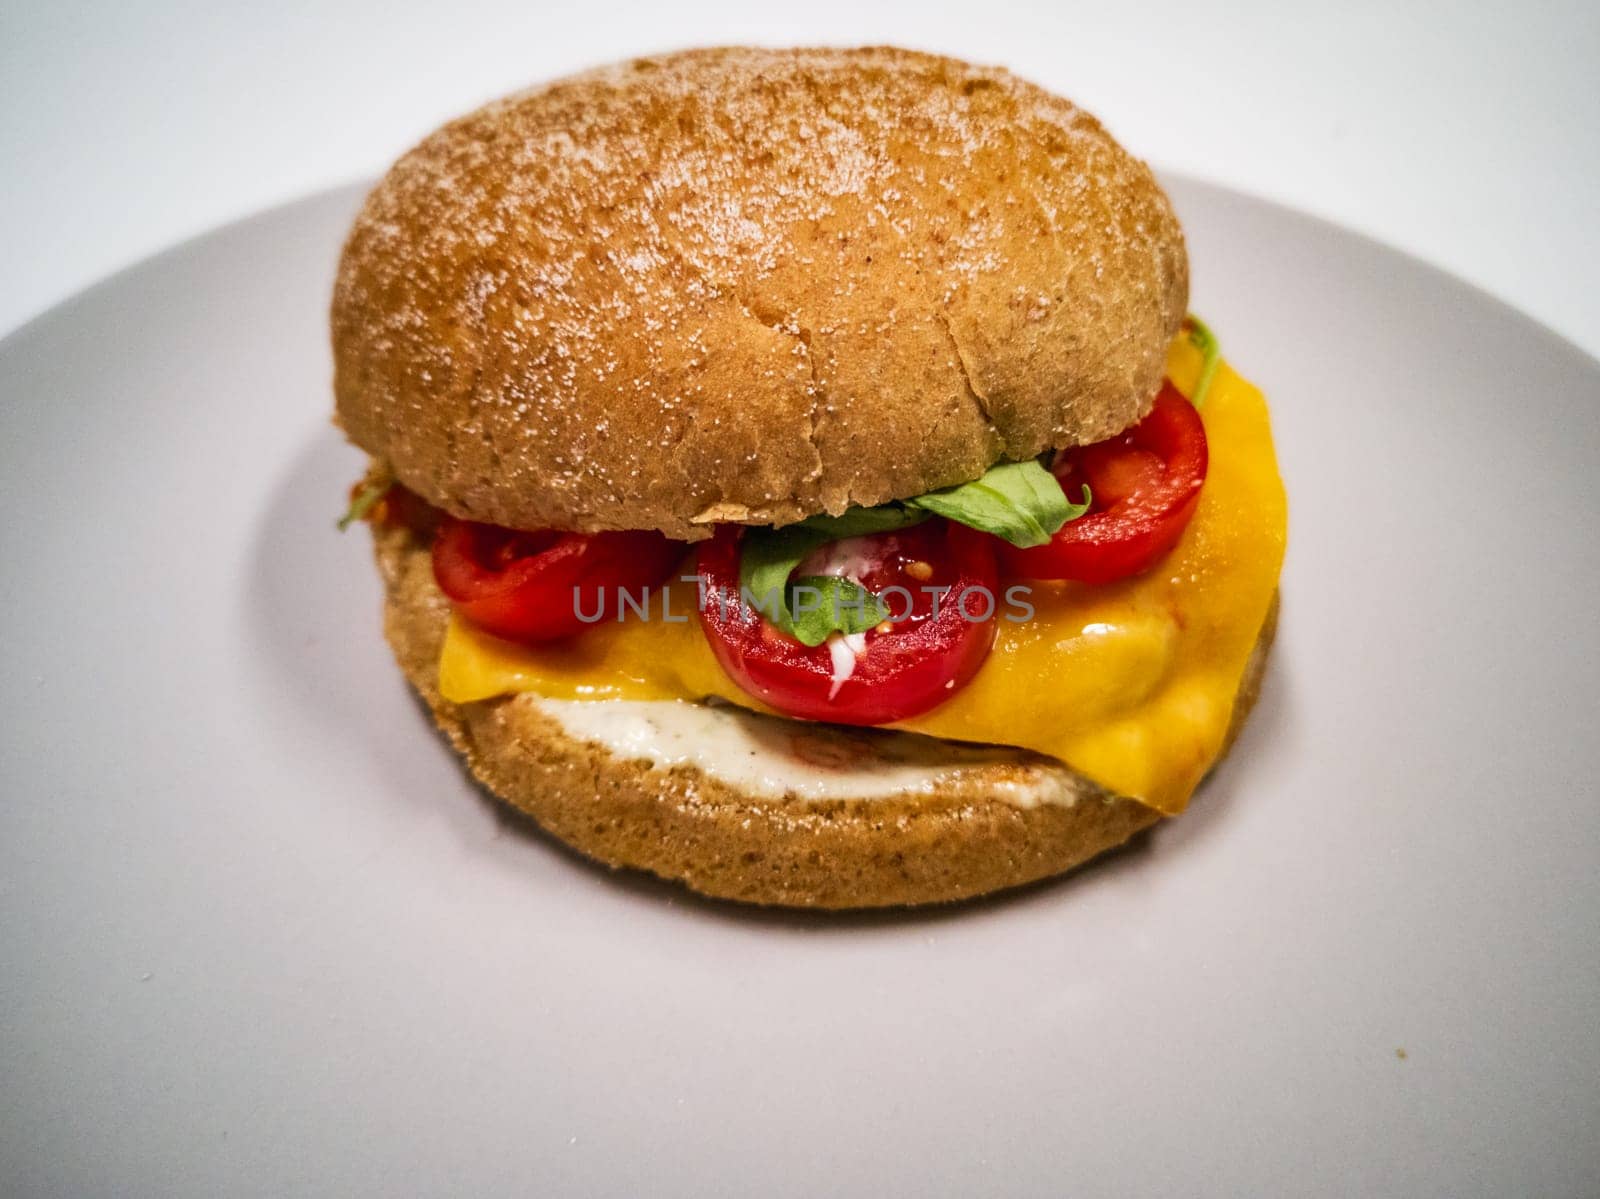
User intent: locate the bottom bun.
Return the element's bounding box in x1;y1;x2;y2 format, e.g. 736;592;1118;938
373;524;1277;909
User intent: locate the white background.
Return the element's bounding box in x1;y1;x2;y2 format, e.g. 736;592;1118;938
3;0;1597;356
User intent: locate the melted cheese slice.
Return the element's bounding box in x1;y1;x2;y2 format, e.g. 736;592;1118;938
438;339;1287;815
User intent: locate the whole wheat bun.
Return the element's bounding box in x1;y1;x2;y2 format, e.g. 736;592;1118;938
334;46;1188;540
373;522;1274;910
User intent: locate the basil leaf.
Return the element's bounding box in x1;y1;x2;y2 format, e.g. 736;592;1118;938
795;505;928;539
788;577;889;647
737;526;894;646
907;459;1088;548
735;457;1091;642
338;477;391;531
1184;313;1222;409
738;526;822;630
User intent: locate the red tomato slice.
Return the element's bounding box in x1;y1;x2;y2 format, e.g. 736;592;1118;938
432;518;686;643
696;518;999;725
1002;381;1208;584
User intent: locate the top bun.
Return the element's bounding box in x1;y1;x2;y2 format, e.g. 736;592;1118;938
333;46;1187;539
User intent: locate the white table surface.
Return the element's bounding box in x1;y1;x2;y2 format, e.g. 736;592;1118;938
3;0;1598;356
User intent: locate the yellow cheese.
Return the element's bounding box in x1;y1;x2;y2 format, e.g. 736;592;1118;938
439;337;1287;815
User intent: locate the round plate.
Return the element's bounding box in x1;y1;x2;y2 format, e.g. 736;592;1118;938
2;178;1597;1196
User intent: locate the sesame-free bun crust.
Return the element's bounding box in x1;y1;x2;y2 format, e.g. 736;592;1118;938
334;47;1188;540
372;523;1273;910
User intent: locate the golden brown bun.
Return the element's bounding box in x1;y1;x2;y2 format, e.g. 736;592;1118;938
335;47;1188;540
372;523;1274;909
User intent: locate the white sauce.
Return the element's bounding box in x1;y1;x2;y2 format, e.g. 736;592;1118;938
825;631;868;699
534;696;1087;808
797;534;885;580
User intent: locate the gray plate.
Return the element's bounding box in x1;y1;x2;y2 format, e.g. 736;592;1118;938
2;178;1597;1197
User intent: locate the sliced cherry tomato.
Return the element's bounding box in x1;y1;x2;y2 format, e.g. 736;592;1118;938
1002;381;1208;584
432;518;685;643
696;518;999;725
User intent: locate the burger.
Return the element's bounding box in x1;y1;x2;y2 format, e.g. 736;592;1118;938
332;47;1287;908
